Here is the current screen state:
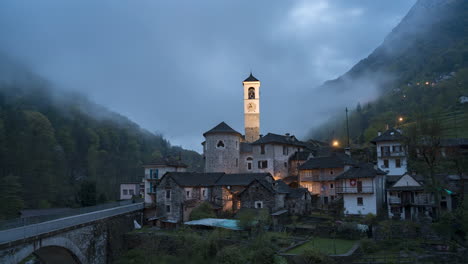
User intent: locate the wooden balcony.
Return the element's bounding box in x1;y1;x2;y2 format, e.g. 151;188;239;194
379;151;406;158
335;186;374;194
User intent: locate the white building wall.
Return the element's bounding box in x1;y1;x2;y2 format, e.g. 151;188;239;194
120;183;139;200
344;193;377;215
143;166;186;205
376;142;407;175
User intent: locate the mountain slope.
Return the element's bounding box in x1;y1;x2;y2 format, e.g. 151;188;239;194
0;53;203;216
310;0;468;143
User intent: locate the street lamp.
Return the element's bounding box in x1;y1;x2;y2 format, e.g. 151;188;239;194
332;140;339;147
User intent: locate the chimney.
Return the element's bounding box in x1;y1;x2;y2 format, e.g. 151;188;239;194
345;147;351;157
377;131;382;136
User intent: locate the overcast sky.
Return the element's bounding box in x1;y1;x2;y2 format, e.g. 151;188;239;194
0;0;416;152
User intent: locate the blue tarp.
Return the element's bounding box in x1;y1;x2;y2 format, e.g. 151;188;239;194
183;218;241;230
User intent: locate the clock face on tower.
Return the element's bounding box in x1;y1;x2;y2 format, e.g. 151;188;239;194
247;102;256;112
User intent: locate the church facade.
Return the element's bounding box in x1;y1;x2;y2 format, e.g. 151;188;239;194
202;73;306;179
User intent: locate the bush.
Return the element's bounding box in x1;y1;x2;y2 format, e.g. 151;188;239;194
216;245;246;264
238;209;256;230
189;202;216;220
301;248;335;264
360;238;379;254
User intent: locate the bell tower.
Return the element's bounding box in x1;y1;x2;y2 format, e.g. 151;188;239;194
243;73;260;142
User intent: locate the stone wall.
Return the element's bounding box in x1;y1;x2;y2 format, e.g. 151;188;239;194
204;134;241;173
239;181;276;211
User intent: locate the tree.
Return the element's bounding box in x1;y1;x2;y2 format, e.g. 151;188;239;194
0;175;24;219
78;181;97;206
405;117;444;218
189;202;215;220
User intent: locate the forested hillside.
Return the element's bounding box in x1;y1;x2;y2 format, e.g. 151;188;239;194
0;56;203;218
310;0;468;144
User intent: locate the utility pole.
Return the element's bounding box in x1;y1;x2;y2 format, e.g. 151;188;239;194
346;108;350;148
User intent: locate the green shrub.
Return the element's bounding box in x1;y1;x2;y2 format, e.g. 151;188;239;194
215;245;246;264
301;248;336;264
360;238;379;253
189;202;216;220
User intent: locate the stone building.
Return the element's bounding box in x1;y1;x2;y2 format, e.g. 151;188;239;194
201;73;308;180
238;178;312;215
298;153;356;205
155;172;274;223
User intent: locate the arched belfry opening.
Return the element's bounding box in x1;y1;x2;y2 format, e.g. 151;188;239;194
248;87;255;99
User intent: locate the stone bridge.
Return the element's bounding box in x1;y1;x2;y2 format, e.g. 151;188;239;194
0;202;143;264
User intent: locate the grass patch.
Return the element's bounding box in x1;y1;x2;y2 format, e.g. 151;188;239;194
287;237;357;255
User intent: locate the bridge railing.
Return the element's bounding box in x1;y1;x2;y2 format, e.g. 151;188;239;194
0;201;143;245
0;199;143;231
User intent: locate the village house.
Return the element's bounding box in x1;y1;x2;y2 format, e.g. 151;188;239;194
238;178;312;215
142;157;187;206
371;128;407;176
119;183;142;200
155;172;274;222
298;153;356;205
387;173;435;220
335;163;387;216
154;171;311;223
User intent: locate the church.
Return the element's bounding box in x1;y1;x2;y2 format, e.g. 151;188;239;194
202;73;307;180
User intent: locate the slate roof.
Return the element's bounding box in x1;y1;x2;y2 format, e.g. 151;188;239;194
335;163;386;180
143;157;188;168
298;153;356;170
289;151;312;161
371;128;405;144
387;186;425;191
288;188;310;199
215;173;272;186
243;73;259;82
251;133;306;147
164;172;224;187
273;180;291;194
203;122;241;137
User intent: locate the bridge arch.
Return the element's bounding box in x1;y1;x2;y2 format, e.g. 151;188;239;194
16;237;86;264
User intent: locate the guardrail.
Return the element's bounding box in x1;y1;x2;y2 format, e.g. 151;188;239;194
0;202;143;245
0;199;143;231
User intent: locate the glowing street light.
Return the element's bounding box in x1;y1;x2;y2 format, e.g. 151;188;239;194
332;140;339;147
398;116;404;122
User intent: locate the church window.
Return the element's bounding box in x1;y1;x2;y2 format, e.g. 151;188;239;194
217;140;225;148
248;87;255;99
260;145;265;154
